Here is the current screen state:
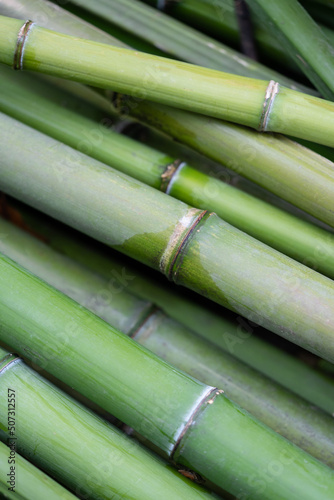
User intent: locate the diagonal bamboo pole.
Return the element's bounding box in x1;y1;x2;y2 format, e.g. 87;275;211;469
0;347;218;500
0;16;334;147
0;113;334;364
1;67;334;277
11;199;334;417
0;262;334;498
1;216;334;467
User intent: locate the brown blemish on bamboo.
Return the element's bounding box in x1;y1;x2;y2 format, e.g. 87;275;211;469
170;388;223;461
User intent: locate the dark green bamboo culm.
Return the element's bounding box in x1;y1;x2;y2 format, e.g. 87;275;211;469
0;347;219;500
10;198;334;417
1;215;334;467
1;67;334;278
1;17;334;147
244;0;334;99
3;1;334;228
1;255;334;499
1;114;334;365
0;441;78;500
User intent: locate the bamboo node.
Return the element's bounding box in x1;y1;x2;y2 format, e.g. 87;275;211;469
170;386;221;461
258;80;280;132
13;20;35;71
161;159;185;194
159;208;211;280
0;353;21;375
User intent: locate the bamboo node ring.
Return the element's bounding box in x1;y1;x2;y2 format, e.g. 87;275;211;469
258;80;280;132
0;353;21;375
161;159;185;194
13;19;35;71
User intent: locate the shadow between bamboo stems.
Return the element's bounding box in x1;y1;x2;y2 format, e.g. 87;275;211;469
8;198;334;417
1;216;333;468
0;113;334;366
0;16;334;146
0;347;217;500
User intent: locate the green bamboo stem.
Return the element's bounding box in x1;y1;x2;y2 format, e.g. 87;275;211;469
1;216;334;467
125;121;334;233
244;0;334;99
0;347;218;500
2;68;334;279
68;0;314;93
1;260;334;498
0;441;77;500
124;99;334;228
1;114;334;364
12;199;334;416
1;17;334;147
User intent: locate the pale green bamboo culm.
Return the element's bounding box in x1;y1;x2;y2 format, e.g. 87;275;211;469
1;215;334;468
1;67;334;278
12;199;334;417
0;16;334;146
1;256;334;499
2;2;334;228
1;113;334;365
0;347;219;500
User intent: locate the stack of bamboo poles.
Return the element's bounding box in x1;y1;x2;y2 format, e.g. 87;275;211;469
0;0;334;498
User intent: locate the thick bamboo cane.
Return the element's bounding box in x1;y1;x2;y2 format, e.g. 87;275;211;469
0;347;218;500
10;199;334;416
1;216;334;467
1;67;334;278
1;260;334;498
0;16;334;146
1;113;334;363
0;115;334;361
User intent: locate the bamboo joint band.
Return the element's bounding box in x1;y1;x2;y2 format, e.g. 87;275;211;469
160;209;211;280
170;388;224;460
13;19;35;70
161;160;186;193
0;353;21;375
258;80;280;132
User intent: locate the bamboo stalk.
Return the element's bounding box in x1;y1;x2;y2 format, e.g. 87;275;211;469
123;99;334;228
1;16;334;147
1;259;334;498
5;0;334;225
1;215;334;467
67;0;313;92
0;441;77;500
244;0;334;99
6;198;334;416
0;347;218;500
2;67;334;279
1;114;334;364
